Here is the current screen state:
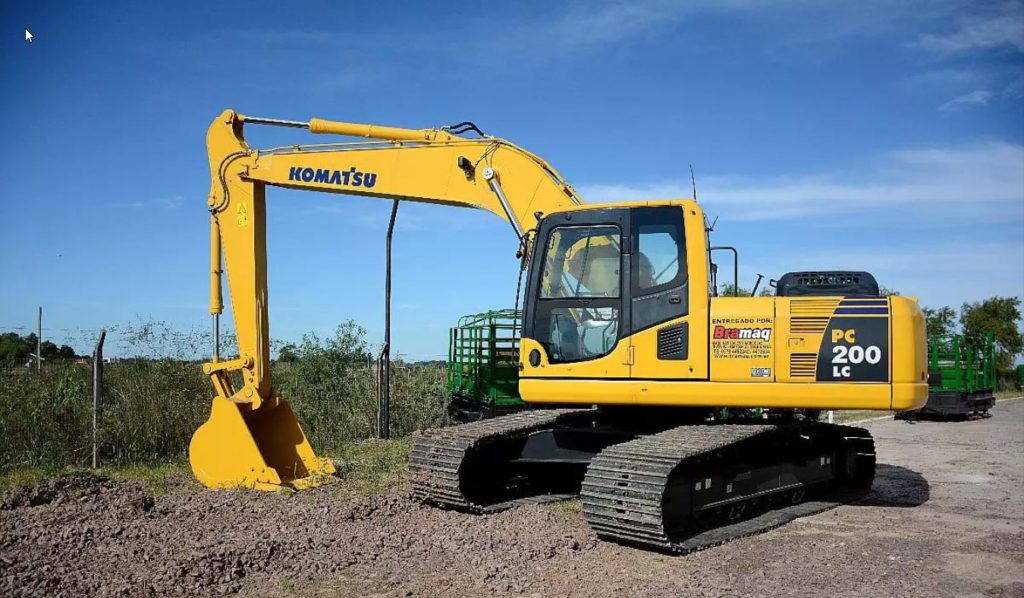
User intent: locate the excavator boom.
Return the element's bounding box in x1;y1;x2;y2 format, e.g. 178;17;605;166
192;109;585;489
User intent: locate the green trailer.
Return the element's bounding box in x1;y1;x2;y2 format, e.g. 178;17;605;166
446;309;526;421
905;333;996;419
1016;364;1024;391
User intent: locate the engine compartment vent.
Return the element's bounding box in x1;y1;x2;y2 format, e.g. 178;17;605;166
790;353;817;378
776;271;880;298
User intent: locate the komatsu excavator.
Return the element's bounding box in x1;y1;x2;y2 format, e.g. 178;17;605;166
191;109;927;553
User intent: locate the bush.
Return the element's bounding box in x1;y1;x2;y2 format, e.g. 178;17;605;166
0;362;92;469
101;358;209;463
277;321;449;453
276;322;378;452
0;320;450;472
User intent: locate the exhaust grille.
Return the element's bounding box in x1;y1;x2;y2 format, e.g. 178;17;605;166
790;317;830;334
790;353;817;378
789;299;841;317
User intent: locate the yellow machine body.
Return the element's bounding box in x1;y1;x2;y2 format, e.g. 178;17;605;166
517;201;927;411
193;109;927;491
519;293;927;410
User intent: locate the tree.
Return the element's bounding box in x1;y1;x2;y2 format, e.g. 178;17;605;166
277;321;376;441
719;283;751;297
960;297;1023;371
0;332;32;362
878;285;899;297
276;343;299;363
719;282;776;297
0;331;76;362
922;306;957;336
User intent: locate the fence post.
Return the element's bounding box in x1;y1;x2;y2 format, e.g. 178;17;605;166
92;329;106;469
36;306;42;372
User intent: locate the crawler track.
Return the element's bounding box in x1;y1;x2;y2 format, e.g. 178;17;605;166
409;408;589;512
411;413;875;554
581;422;876;554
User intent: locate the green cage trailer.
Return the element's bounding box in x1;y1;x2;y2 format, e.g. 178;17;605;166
904;333;996;419
446;309;526;422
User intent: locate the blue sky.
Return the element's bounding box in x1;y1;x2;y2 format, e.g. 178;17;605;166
1;1;1022;360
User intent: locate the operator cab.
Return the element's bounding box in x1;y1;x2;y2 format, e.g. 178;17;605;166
523;204;693;367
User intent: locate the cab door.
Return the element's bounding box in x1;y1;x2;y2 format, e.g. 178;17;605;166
627;206;706;379
519;208;632;381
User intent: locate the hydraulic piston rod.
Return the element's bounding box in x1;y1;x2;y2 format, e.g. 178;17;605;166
239;114;456;143
209;215;223;361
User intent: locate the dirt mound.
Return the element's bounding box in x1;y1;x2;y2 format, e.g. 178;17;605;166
1;472;153;512
2;403;1023;597
0;475;599;597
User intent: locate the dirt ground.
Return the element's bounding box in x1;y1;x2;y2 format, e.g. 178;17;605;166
3;400;1022;598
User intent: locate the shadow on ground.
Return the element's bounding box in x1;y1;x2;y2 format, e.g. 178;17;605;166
855;464;930;508
898;413;993;424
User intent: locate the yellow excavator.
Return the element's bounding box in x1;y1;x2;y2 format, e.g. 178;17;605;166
191;109;927;552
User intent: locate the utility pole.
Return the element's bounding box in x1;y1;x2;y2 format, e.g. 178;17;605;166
377;199;399;439
36;306;42;372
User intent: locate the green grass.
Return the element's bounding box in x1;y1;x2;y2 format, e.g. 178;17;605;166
0;466;60;494
831;409;892;423
545;499;583;521
1;438;416;498
107;461;194;495
329;437;413;494
0;461;195;497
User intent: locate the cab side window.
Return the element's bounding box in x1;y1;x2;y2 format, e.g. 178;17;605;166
637;224;680;290
632;208;686;295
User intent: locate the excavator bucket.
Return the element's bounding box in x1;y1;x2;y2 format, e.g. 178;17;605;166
189;396;335;491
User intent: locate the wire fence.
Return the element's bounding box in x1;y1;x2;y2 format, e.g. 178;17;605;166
0;322;451;474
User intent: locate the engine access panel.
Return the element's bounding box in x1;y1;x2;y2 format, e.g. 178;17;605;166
709;295;894;384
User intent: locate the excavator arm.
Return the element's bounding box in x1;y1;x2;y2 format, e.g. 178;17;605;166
191;109;584;489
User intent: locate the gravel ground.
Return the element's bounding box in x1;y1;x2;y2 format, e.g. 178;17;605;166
2;399;1022;597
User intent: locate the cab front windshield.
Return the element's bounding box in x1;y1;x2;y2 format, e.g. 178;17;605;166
536;226;620;363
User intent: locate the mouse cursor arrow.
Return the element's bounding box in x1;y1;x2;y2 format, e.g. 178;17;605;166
25;29;33;42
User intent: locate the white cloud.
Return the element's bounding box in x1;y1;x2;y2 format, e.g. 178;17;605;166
505;0;785;57
1004;74;1024;98
938;89;994;112
578;141;1024;222
544;2;685;46
109;195;183;209
911;3;1024;54
905;68;984;88
503;1;693;56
